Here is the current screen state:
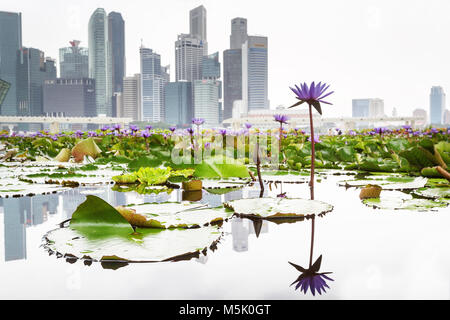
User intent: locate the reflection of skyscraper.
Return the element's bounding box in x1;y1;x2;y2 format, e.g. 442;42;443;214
232;218;248;252
248;219;268;235
430;86;445;125
3;198;26;261
223;189;244;202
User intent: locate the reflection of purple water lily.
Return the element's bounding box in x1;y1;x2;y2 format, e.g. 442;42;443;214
289;255;334;296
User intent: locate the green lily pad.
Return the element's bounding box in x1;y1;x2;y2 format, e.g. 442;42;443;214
43;225;222;263
363;194;448;211
117;203;233;229
224;197;333;219
339;176;427;190
413;187;450;199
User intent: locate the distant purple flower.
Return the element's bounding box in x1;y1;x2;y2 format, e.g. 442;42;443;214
88;131;97;137
75;130;83;138
192;118;205;126
169;126;176;132
101;126;110;131
204;142;211;149
290;81;334;115
113;124;121;131
289;255;333;296
374;127;388;135
308;134;321;143
245;122;252;129
349;130;356;136
274;114;289;124
402;125;412;130
129;125;139;132
431;128;439;134
277;193;287;198
146;125;153;130
219;129;227;136
141;130;152;138
186;128;194;136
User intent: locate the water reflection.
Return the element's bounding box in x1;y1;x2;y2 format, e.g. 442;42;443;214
231;217;269;252
2;194;58;261
289;217;334;296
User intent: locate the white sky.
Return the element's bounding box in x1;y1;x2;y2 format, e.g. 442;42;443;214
2;0;450;117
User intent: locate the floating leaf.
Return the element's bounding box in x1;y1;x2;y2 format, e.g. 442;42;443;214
363;196;448;211
224;197;333;219
71;138;102;162
413;187;450;199
339;176;427;190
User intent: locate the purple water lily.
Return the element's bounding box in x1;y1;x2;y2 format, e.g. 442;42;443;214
307;134;321;143
169;126;176;132
101;126;110;131
113;124;121;131
245;122;252;129
273;114;289;124
141;130;152;138
289;81;333;115
129;125;139;132
186;128;194;136
289;255;334;296
192;118;205;126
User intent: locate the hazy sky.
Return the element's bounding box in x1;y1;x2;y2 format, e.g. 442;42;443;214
2;0;450;117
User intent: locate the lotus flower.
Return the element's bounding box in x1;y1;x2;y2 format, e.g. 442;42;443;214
192;118;205;126
273;114;289;124
245;122;252;129
289;81;334;115
289;255;334;296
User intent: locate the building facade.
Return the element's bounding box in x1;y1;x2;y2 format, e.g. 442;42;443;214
223;49;242;121
0;79;11;107
242;35;269;112
164;81;192;126
194;79;220;127
0;11;22;115
430;86;445;125
43;78;96;117
88;8;112;116
352;98;384;118
140;47;164;122
121;74;141;121
230;17;247;50
108;12;125;94
59;40;89;79
175;34;204;83
16;47;57;116
189;5;207;54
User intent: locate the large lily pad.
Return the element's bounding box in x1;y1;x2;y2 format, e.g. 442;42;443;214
339;176;428;190
413;187;450;199
43;225;222;263
116;202;233;229
363;192;448;211
224;197;333;219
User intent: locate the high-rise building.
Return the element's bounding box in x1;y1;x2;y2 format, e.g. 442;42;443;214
59;40;89;79
352;98;384;118
43;78;96;117
223;49;242;121
200;52;222;123
194;79;220;127
122;74;141;121
189;5;207;54
175;34;204;82
0;11;22;115
108;12;125;94
230;17;248;49
140;46;164;122
88;8;112;116
242;35;269;112
443;109;450;125
164;81;192;126
16;47;57;116
430;86;445;125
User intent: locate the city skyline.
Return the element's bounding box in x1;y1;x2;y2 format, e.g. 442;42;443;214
1;0;450;119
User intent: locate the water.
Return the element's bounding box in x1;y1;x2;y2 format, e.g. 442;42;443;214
0;174;449;299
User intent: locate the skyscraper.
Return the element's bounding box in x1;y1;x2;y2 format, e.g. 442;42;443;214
0;11;22;115
88;8;112;116
165;81;192;126
59;40;89;79
230;17;247;49
430;86;445;125
189;5;207;54
122;74;141;121
43;78;96;117
108;12;125;94
194;79;221;126
140;46;164;122
175;33;204;82
0;79;10;107
16;47;57;116
352;98;384;118
198;52;222;124
242;35;269;111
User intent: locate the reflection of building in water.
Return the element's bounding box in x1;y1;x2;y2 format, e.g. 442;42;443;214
249;219;268;235
245;187;268;199
62;189;86;219
231;217;269;253
232;218;248;252
200;190;221;207
223;189;243;202
1;194;59;262
195;254;208;264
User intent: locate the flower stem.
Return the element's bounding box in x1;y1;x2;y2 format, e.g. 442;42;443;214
309;216;315;268
309;104;315;200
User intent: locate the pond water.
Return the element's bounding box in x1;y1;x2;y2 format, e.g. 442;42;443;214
0;173;449;299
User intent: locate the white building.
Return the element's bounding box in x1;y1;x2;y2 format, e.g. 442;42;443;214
194;79;220;127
